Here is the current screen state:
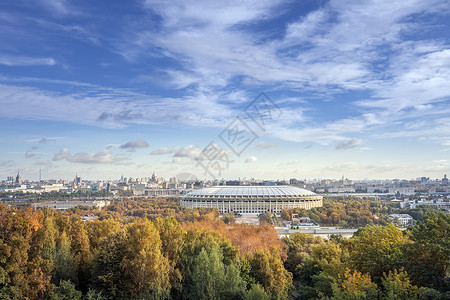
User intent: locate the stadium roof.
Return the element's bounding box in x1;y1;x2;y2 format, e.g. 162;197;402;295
185;186;317;197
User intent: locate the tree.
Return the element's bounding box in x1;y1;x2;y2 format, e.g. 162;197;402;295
51;280;82;300
244;283;270;300
332;268;379;300
282;232;325;274
248;249;293;299
54;231;76;283
121;220;171;299
381;268;418;300
350;223;408;284
222;212;235;224
153;217;184;295
189;246;245;300
180;228;240;299
0;205;47;299
85;219;121;252
259;212;273;225
404;212;450;291
281;209;291;221
91;231;128;298
296;241;348;299
68;216;91;290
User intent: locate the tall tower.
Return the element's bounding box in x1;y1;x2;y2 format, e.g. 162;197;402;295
39;168;42;183
15;170;22;185
73;174;81;190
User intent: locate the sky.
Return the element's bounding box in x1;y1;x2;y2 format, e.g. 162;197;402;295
1;0;450;181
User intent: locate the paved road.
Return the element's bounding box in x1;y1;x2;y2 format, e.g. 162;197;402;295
276;227;358;238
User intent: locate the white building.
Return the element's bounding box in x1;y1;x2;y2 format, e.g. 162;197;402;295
389;214;413;226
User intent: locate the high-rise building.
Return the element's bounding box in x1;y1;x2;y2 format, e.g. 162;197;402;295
15;171;22;185
73;174;81;189
443;174;449;185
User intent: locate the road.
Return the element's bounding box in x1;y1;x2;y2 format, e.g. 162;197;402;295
275;227;358;238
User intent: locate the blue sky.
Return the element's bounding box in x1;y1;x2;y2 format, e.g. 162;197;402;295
1;0;450;181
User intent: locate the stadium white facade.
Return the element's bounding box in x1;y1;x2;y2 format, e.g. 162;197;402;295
181;186;322;214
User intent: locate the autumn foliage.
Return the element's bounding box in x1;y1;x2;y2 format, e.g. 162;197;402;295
1;199;449;299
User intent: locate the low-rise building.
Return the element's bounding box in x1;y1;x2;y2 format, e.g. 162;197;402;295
389;214;413;226
31;200;109;210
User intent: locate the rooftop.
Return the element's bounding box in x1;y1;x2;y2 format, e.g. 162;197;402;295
185;186;317;197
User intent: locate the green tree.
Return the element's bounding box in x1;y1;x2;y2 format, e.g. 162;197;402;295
51;280;82;300
381;268;418;300
331;268;379;300
404;212;450;291
350;223;408;284
85;219;121;252
244;283;270;300
84;289;106;300
282;232;325;274
153;217;184;296
189;246;245;300
55;231;76;283
296;241;348;299
91;231;127;298
248;249;293;299
121;220;171;299
68;216;91;290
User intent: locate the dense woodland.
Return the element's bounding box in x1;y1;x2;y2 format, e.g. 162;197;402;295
285;197;443;228
0;197;449;299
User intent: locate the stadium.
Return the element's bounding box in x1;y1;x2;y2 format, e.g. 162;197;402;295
181;186;322;215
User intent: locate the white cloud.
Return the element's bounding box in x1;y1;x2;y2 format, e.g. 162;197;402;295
0;83;235;129
53;148;126;164
35;160;53;167
38;0;71;15
25;151;37;158
173;145;201;159
0;55;56;66
120;140;149;150
28;137;63;143
172;157;183;163
53;148;72;161
257;141;276;149
150;147;172;155
335;138;363;150
1;0;450;162
245;156;258;163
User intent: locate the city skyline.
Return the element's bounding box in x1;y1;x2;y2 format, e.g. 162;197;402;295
1;0;450;180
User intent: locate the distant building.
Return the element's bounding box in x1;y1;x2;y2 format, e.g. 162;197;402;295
132;184;146;196
421;177;430;184
72;174;81;190
388;187;415;195
389;214;413;226
34;184;64;193
32;200;109;210
15;171;22;185
328;187;356;193
442;174;449;185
